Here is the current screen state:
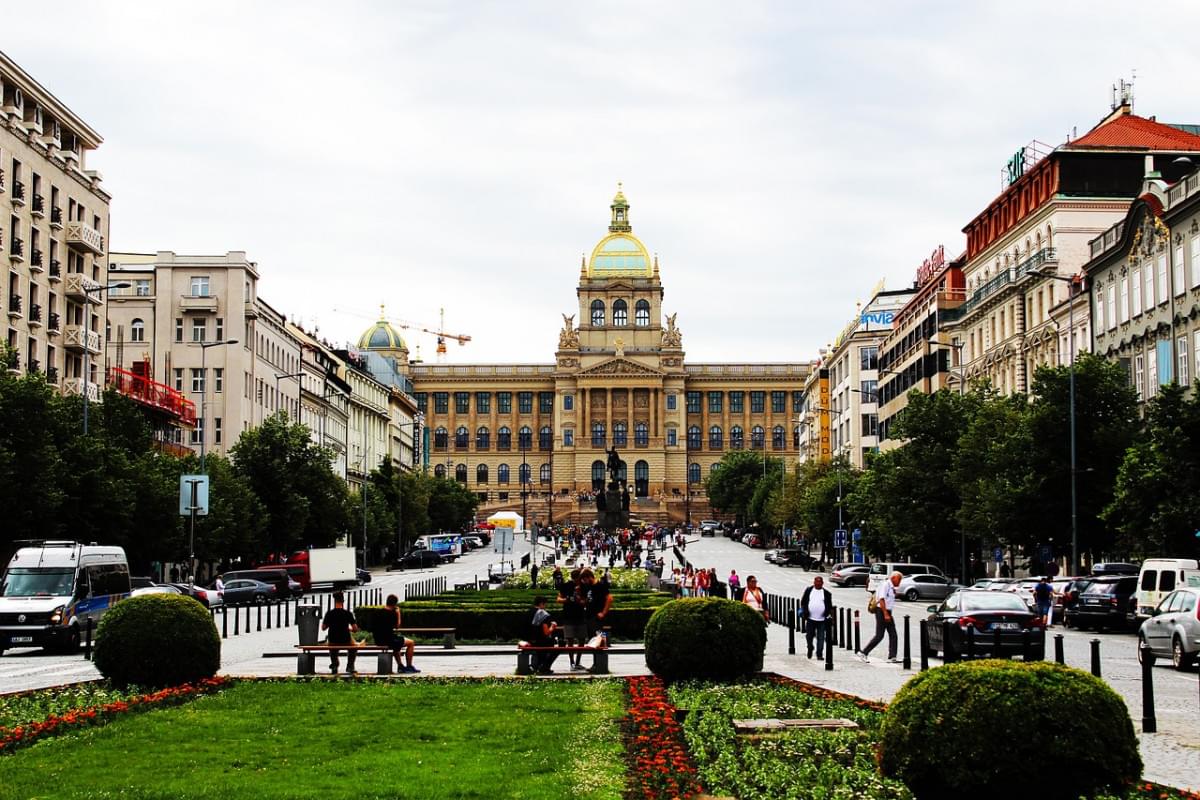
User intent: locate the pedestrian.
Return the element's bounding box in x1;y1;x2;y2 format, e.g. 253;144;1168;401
557;568;588;671
530;563;539;589
1033;576;1054;628
529;596;562;674
742;575;769;621
321;591;359;675
1000;562;1011;578
580;567;612;643
371;593;420;673
214;573;225;593
727;569;742;601
551;566;564;592
696;567;709;597
800;576;833;659
858;571;900;663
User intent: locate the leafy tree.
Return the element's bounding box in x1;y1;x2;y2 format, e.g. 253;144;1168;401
705;450;770;526
0;370;69;547
427;474;478;532
789;458;859;558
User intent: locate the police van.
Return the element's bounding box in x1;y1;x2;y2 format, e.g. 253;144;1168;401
0;541;131;654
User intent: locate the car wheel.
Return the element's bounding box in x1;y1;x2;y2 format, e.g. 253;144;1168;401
1172;637;1195;671
1137;635;1148;665
905;589;920;601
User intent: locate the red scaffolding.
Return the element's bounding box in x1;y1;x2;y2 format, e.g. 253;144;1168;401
107;365;197;426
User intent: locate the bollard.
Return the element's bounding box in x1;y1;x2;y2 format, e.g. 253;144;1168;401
1054;634;1065;664
853;610;861;653
825;618;834;671
902;615;911;670
843;608;851;650
84;618;94;661
788;609;796;656
276;601;281;628
285;600;290;628
266;601;272;630
1090;639;1102;678
919;620;929;671
1140;644;1157;733
257;603;262;632
222;607;228;639
234;604;241;635
966;624;976;660
943;621;957;663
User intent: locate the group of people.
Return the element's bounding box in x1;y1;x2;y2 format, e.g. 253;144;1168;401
319;591;421;675
527;566;613;674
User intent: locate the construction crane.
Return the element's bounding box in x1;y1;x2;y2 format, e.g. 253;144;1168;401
335;306;471;362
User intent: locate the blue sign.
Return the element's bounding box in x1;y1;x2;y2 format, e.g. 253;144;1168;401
833;529;848;549
1039;545;1053;564
993;547;1003;563
860;310;895;326
852;528;862;541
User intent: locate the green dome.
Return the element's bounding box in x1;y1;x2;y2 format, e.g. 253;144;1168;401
357;315;406;351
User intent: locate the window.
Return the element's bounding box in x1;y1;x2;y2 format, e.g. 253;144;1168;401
1178;336;1189;385
173;368;183;391
415;393;427;412
519;463;531;485
539;463;551;484
539;425;552;450
476;427;490;449
707;391;723;413
175;318;183;342
498;392;512;413
498;464;510;484
772;425;785;449
191;318;206;342
189;276;210;297
634;421;648;446
667;428;677;447
592;422;606;447
666;394;677;411
477;464;489;484
455;426;469;449
771;391;786;413
475;392;490;413
591;461;605;488
613;421;627;446
455;464;467;484
190;368;205;393
750;391;765;413
862;413;878;437
214;368;223;393
498;426;512;450
859;345;878;370
433;464;446;479
518;426;532;451
135;279;151;297
563;429;574;447
1119;278;1129;324
1148;346;1158;396
563;394;573;411
860;379;877;402
1144;265;1154;314
539;392;553;413
1134;354;1145;401
730;425;744;449
130;318;145;342
612;299;628;326
1174;246;1186;297
1106;285;1116;331
434;392;449;413
1192;235;1200;289
1194;331;1200;382
635;299;650;326
518;392;533;414
688;463;701;484
215;318;224;340
687;425;701;450
214;418;223;445
434;427;448;449
191;418;204;445
729;391;744;413
686;391;701;413
591;299;605;327
1131;269;1142;316
709;425;722;449
455;392;470;413
751;425;765;449
792;391;804;412
1157;254;1168;305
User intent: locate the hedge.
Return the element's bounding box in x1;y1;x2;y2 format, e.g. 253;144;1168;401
93;594;221;689
645;598;767;680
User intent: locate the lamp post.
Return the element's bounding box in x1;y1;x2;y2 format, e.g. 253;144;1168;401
196;339;238;474
274;371;304;420
1040;271;1083;575
81;281;131;435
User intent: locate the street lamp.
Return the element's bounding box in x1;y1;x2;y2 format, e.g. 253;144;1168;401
274;371;304;419
81;281;131;435
195;339;238;474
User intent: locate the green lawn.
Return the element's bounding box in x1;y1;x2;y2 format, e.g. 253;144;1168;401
0;679;626;800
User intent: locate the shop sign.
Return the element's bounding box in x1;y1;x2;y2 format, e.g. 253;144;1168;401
914;245;945;287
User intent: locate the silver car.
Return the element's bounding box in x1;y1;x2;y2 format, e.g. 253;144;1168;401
1138;587;1200;670
897;574;959;601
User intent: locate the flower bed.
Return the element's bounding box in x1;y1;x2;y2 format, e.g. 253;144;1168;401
625;675;702;800
0;676;229;753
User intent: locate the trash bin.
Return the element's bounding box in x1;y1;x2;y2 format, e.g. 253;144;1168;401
297;604;321;645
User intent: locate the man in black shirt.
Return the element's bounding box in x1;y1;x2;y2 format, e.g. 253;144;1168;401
580;567;612;643
321;592;358;675
557;568;588;671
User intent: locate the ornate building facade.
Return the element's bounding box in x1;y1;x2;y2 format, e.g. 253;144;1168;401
365;189;811;525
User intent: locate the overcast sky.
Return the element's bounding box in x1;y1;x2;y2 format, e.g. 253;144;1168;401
7;2;1200;363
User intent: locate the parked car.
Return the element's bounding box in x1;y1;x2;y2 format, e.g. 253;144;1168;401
1091;562;1140;577
699;520;721;537
1064;576;1138;632
1136;558;1200;619
222;569;303;599
897;574;959;601
395;549;445;569
866;562;944;593
464;536;485;550
1059;577;1096;626
925;590;1046;660
775;549;816;569
1137;586;1200;670
971;578;999;589
1005;579;1042;609
830;564;870;587
165;582;214;608
742;534;764;548
355;568;371;585
221;578;277;605
131;585;182;598
129;576;156;590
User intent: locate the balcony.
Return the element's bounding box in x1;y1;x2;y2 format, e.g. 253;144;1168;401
47;311;60;333
28;303;42;326
11;181;25;207
64;324;101;355
1016;247;1059;279
48;259;61;281
107;367;197;426
179;293;219;313
50;206;63;229
27;359;39;374
47;366;58;384
4;353;19;373
64;272;102;302
62;377;99;402
64;221;104;255
7;294;22;318
30;194;44;217
9;237;24;263
30;249;43;272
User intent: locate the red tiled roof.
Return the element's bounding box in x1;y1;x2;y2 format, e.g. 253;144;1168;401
1067;113;1200;150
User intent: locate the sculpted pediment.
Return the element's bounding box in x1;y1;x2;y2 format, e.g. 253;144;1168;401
578;357;663;377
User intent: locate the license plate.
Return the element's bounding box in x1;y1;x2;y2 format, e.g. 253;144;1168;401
990;623;1019;631
10;636;33;643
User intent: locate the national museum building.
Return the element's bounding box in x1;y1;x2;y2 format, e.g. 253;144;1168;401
358;189;811;525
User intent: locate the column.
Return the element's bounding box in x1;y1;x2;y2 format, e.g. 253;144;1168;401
605;389;613;444
581;387;589;445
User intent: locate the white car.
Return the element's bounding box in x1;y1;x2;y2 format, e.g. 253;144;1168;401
130;585;182;598
464;536;485;550
896;574;959;601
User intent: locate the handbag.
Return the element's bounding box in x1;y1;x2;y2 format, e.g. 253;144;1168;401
867;592;878;613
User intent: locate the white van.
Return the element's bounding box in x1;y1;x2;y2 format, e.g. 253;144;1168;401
0;541;130;654
866;562;944;594
1136;558;1200;619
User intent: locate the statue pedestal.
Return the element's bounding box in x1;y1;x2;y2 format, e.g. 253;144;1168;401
598;482;630;531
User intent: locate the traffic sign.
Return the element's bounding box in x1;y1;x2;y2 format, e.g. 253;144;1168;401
179;475;209;516
993;547;1003;563
833;529;848;549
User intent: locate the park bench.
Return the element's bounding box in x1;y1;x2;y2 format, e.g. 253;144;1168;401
397;627;457;649
516;643;611;675
295;644;404;675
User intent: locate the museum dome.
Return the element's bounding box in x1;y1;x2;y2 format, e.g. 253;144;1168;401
587;184;653;278
357;307;406;352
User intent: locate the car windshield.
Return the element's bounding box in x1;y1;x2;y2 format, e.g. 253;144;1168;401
1;568;75;597
960;593;1028;612
1083;580;1132;595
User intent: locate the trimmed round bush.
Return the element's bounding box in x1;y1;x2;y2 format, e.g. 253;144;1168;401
94;594;220;689
879;660;1141;799
644;597;766;681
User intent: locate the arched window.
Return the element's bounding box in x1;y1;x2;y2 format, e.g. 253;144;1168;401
476;464;489;484
455;426;469;449
613;421;627;446
454;464;467;483
591;299;605;327
709;425;722;450
518;426;532;451
634;421;648;446
772;425;785;450
710;463;721;474
634;459;649;497
751;426;765;449
688;463;701;484
635;300;650;327
730;425;744;450
519;463;531;485
793;425;800;448
434;464;446;479
687;425;701;450
592;422;606;448
612;299;628;326
434;427;448;450
591;460;605;491
130;318;145;342
539;463;551;484
476;426;490;450
538;425;552;450
498;426;512;450
498;464;510;484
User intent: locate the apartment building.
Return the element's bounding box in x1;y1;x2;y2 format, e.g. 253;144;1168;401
0;51;111;402
290;323;350;480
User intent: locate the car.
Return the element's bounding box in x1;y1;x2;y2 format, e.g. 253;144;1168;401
130;584;182;598
925;590;1046;660
971;578;1000;589
464;536;485;550
1064;576;1138;632
220;578;277;605
699;520;721;537
394;549;445;569
1005;579;1042;609
830;565;870;587
1091;562;1140;577
742;534;764;548
355;567;371;585
222;569;303;599
897;574;959;601
1137;587;1200;670
129;576;156;590
164;582;215;608
777;550;816;569
1059;577;1096;626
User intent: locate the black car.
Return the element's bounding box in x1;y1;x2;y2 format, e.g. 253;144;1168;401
394;549;445;569
1090;562;1139;577
926;590;1046;660
1064;576;1138;632
773;549;816;569
355;568;371;585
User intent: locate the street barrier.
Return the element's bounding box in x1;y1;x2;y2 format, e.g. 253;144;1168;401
788;609;796;655
943;621;957;663
222;607;228;639
1054;633;1064;663
902;615;911;670
853;610;861;653
1140;643;1157;733
84;618;94;661
825;617;834;671
1091;639;1102;677
919;619;929;671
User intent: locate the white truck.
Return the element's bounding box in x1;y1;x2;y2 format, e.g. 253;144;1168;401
306;547;357;588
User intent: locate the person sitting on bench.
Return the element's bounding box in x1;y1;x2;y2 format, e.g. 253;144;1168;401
321;592;358;675
529;596;562;675
374;593;420;674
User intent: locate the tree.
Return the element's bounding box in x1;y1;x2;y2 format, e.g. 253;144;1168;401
185;453;268;567
705;450;770;526
427;474;478;532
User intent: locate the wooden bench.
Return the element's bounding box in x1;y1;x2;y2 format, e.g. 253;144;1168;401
516;643;611;675
397;627;456;649
295;644;402;675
